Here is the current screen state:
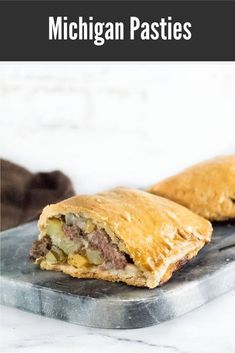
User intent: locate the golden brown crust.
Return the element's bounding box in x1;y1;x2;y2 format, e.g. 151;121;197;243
148;155;235;221
40;261;147;287
38;187;212;288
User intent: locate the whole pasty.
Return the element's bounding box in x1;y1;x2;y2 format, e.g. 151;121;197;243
148;155;235;221
29;188;212;288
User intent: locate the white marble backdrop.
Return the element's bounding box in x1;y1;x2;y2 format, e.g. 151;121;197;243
0;63;235;193
1;290;235;353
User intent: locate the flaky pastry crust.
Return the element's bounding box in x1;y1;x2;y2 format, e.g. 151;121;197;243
148;155;235;221
38;187;212;288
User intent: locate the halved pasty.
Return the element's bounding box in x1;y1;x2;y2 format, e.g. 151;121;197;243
29;187;212;288
148;155;235;221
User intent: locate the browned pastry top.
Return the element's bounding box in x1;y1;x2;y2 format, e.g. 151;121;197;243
148;155;235;221
39;187;212;285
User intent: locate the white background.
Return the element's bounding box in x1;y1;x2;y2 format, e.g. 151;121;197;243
1;63;235;193
0;63;235;353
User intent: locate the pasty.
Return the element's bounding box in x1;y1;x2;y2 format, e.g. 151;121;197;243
148;155;235;221
29;187;212;288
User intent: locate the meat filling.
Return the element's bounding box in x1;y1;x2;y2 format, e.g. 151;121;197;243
29;235;52;261
62;224;80;240
63;224;128;269
30;216;131;270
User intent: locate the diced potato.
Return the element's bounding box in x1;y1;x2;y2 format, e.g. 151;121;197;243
51;245;67;262
86;249;103;265
65;213;77;226
54;238;80;255
46;219;64;238
45;246;67;264
85;220;95;233
68;253;89;268
46;218;81;255
45;251;57;264
75;216;95;233
75;217;86;231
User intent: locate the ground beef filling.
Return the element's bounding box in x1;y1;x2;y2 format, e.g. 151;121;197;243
63;225;128;270
30;223;130;270
86;230;128;270
62;224;81;240
29;235;52;261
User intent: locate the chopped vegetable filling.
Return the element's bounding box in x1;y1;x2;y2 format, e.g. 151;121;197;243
29;214;132;270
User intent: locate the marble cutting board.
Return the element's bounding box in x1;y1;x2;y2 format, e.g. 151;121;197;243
1;221;235;329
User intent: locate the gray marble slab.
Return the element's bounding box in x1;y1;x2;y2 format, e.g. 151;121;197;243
1;221;235;329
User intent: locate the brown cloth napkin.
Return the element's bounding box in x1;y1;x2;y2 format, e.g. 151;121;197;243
1;159;75;231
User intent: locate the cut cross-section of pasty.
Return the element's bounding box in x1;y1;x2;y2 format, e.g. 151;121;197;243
29;187;212;288
148;155;235;221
